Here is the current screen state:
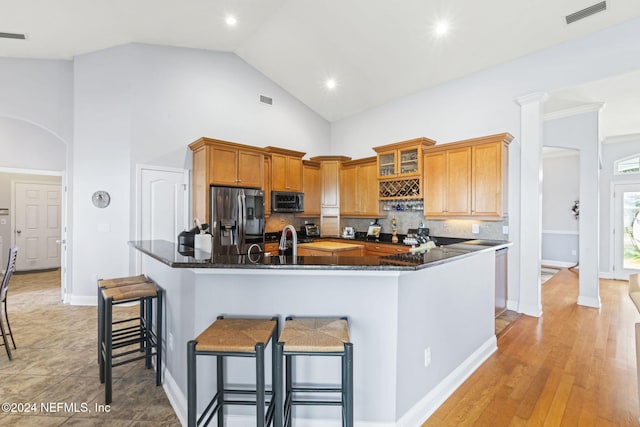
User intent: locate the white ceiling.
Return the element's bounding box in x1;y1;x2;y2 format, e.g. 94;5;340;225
2;0;640;129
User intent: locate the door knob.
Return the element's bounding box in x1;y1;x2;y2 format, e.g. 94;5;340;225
16;230;21;234
56;240;66;244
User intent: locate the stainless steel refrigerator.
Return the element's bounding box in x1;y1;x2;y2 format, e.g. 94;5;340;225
210;186;265;255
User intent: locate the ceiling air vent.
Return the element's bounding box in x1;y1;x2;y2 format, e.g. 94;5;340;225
0;32;26;40
259;95;273;105
565;1;607;24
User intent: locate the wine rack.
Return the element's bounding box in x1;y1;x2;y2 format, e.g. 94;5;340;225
379;178;421;199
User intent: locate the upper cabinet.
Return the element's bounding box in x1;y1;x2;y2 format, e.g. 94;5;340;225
265;147;305;192
189;137;265;222
340;157;380;217
373;137;436;180
300;160;321;217
423;133;512;219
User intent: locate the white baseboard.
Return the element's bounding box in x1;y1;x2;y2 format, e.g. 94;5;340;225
396;336;498;427
518;302;542;318
162;337;498;427
506;299;519;311
599;271;615;279
578;295;601;308
68;295;97;306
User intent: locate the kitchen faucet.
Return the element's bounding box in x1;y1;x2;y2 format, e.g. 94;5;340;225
279;224;298;257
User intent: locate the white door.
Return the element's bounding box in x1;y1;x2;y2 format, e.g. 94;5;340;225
613;183;640;279
14;182;62;271
136;165;189;272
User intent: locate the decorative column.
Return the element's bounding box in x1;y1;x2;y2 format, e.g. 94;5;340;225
515;92;548;317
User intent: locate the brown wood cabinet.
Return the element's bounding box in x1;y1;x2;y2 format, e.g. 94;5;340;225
265;147;305;192
300;160;321;217
264;157;271;218
310;156;351;237
423;133;512;219
373;137;436;180
189;137;265;224
364;242;410;257
424;147;471;216
340;157;379;217
264;242;279;254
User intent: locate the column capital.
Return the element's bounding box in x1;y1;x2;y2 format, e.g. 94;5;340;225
514;92;549;106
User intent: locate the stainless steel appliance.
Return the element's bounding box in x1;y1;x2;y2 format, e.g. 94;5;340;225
271;191;304;213
300;224;320;239
210;186;265;255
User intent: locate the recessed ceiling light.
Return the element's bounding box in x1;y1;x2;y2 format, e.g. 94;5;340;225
325;78;337;90
225;15;237;27
434;21;449;37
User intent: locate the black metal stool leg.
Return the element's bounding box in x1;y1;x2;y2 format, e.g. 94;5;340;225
256;343;265;426
104;296;113;405
187;340;197;427
145;297;152;369
217;354;224;427
0;311;13;360
156;288;163;386
343;343;354;427
4;299;15;349
97;283;103;364
274;342;284;427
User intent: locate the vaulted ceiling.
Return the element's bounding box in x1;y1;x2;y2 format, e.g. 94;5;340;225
2;0;640;130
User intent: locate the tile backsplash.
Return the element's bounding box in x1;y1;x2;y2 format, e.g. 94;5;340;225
341;208;509;241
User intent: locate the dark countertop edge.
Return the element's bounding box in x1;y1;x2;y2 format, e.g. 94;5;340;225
129;240;511;272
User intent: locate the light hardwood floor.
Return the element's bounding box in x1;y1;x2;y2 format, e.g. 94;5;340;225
424;269;639;426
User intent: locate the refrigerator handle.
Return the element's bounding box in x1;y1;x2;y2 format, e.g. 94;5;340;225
237;190;246;253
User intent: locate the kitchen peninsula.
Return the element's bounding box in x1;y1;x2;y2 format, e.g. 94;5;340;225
131;239;509;426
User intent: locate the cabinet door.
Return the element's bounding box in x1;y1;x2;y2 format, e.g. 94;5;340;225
302;163;321;215
472;142;502;216
321;161;340;208
446;147;471;216
340;165;358;215
270;154;287;191
424;152;447;216
398;147;420;176
287;157;303;192
377;150;396;178
192;147;209;224
237;149;264;188
264;242;279;254
210;145;239;186
359;162;379;216
264;157;271;216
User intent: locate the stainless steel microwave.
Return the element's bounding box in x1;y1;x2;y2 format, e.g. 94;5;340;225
271;191;304;213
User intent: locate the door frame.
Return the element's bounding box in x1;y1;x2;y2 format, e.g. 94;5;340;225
3;167;67;300
134;164;190;274
612;181;640;279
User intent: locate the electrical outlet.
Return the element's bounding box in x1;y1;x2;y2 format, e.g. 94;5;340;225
502;225;509;234
571;250;577;256
168;333;174;351
424;347;431;367
472;224;480;234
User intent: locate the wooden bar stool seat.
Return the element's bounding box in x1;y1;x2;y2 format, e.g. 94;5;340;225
98;275;163;405
274;317;353;427
187;316;279;427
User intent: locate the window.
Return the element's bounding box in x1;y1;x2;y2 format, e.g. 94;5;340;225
615;155;640;175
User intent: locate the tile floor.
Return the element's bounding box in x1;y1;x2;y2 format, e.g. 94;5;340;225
0;269;179;426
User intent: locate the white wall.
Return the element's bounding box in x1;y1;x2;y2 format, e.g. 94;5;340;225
544;111;600;307
71;43;331;300
542;152;579;265
600;135;640;274
330;17;640;312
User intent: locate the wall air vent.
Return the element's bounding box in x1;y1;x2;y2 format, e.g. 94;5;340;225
259;95;273;105
0;32;26;40
565;1;607;24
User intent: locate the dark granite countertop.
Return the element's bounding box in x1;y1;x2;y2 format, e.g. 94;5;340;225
129;239;510;271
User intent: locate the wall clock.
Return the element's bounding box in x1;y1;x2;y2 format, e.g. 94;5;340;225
92;190;111;208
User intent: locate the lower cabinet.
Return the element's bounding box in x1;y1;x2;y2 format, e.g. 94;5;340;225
298;246;364;257
264;242;279;254
364;242;410;257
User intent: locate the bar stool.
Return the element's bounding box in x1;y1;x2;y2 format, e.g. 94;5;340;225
187;316;279;427
98;277;163;405
274;317;353;427
97;274;151;364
